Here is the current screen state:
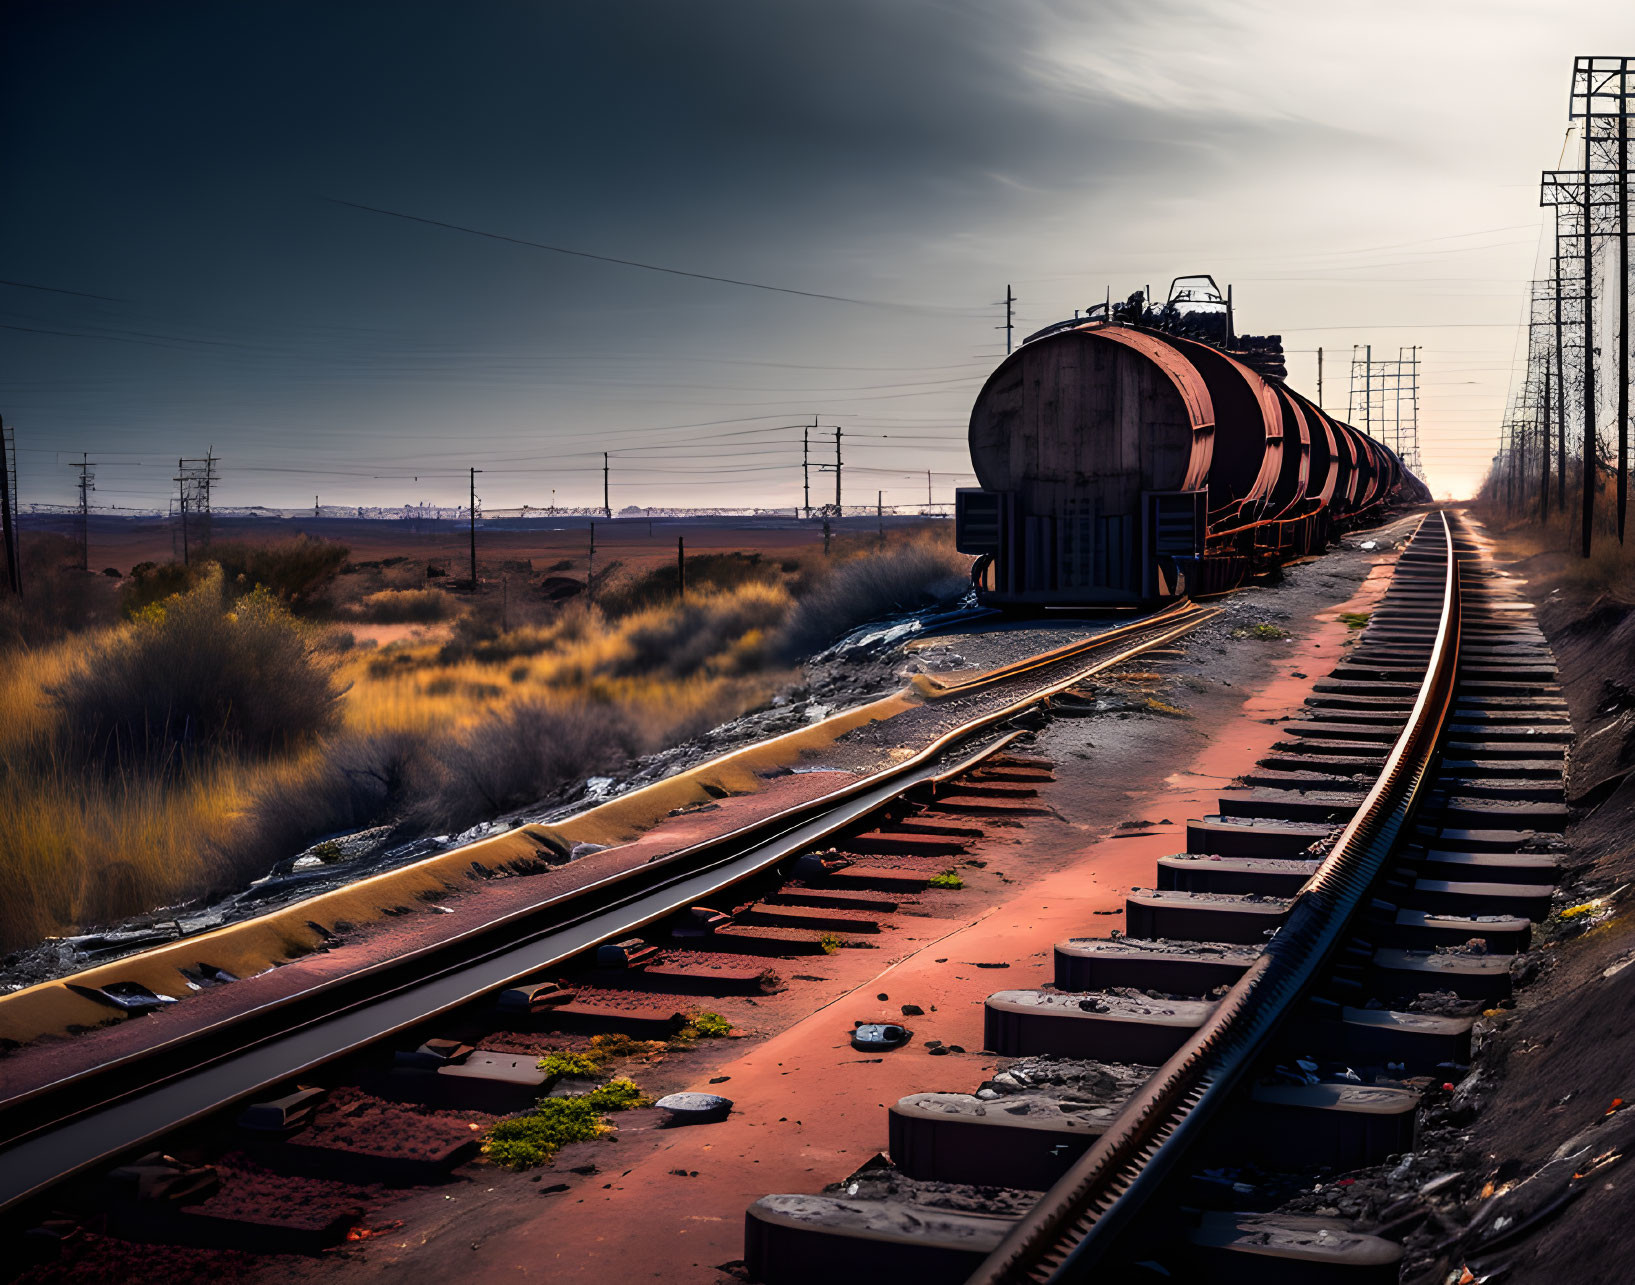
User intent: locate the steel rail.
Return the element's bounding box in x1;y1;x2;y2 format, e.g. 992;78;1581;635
917;600;1202;694
0;606;1216;1217
968;510;1461;1284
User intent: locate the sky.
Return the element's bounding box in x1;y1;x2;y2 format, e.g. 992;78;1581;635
5;0;1635;512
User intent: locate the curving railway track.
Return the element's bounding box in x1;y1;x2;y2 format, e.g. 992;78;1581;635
746;509;1569;1284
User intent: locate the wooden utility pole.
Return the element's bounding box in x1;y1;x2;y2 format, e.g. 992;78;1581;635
833;427;842;514
469;466;481;587
0;415;19;596
999;284;1016;354
1317;347;1324;411
603;452;611;519
877;490;883;541
803;419;812;518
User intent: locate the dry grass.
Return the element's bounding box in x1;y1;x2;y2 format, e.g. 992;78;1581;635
0;532;971;952
347;587;459;623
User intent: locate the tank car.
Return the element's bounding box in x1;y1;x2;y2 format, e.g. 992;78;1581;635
954;281;1420;607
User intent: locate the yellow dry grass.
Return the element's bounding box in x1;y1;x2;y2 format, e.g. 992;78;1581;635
0;583;796;952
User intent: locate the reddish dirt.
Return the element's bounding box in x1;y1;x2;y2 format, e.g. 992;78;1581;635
245;551;1403;1284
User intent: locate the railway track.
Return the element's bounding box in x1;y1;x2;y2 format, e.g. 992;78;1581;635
745;509;1570;1284
0;596;1218;1257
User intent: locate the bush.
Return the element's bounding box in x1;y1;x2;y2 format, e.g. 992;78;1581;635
221;729;431;883
206;536;350;608
122;559;201;616
51;570;342;773
415;697;642;828
351;587;458;623
0;548;120;649
777;533;970;659
597;551;782;618
608;584;789;679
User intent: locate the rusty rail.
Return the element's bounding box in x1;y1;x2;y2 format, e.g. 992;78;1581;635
967;509;1461;1284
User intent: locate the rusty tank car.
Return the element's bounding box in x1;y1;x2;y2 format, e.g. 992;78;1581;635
954;277;1421;606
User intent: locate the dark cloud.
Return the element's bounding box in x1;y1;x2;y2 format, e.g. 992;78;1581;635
0;0;1364;507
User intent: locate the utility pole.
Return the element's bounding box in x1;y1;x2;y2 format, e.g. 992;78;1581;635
72;451;94;572
927;469;933;510
469;466;482;588
314;495;319;518
1317;346;1324;412
0;415;19;596
998;284;1016;355
833;426;843;514
603;452;611;519
803;417;813;518
176;457;189;566
877;490;883;541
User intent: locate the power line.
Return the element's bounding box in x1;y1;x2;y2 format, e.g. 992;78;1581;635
328;199;982;315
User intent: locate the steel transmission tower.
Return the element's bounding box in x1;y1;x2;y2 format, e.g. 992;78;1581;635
1347;346;1423;477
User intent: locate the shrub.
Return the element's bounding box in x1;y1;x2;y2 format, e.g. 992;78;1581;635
415;697;642;828
206;536;350;608
0;551;120;649
221;728;431;883
607;584;790;679
597;551;782;617
51;570;342;773
928;871;964;890
121;559;202;616
1339;612;1370;630
778;533;970;659
351;587;459;623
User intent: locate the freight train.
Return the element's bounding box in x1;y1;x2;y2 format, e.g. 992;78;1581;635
954;276;1426;606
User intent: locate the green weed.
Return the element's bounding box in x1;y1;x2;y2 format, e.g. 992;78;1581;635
481;1077;649;1169
928;871;964;890
682;1009;732;1038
